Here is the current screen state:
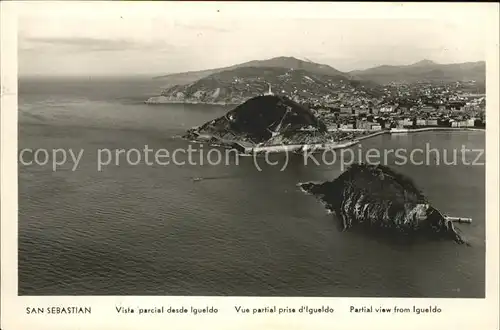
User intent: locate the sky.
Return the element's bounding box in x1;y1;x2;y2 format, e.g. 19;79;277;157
14;2;492;77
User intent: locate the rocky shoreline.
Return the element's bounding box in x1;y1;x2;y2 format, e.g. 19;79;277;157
144;96;241;106
299;163;471;245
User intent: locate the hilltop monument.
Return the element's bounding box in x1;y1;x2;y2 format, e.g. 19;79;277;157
263;83;274;96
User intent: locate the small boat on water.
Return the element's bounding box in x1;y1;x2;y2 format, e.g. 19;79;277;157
192;177;204;182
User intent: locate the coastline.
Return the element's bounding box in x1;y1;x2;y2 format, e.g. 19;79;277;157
250;140;361;154
144;96;242;106
147;97;485;133
389;127;485;133
184;127;485;156
353;130;387;141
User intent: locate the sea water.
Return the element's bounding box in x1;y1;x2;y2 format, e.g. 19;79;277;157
18;77;485;297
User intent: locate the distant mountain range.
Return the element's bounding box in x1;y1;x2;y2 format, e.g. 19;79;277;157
154;56;485;85
153;56;351;86
146;56;485;104
350;59;486;84
146;64;379;105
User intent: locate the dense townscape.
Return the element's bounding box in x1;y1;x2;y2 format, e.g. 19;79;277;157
304;80;486;133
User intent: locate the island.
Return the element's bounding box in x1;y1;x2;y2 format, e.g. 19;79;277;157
299;163;471;244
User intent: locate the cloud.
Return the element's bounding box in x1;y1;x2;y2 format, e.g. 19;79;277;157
19;36;176;53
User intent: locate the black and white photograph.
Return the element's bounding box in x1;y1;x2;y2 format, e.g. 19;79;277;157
8;1;494;301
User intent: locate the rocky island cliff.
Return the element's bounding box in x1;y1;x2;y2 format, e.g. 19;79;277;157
300;164;470;244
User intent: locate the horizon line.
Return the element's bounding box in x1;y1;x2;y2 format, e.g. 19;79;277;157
18;57;486;79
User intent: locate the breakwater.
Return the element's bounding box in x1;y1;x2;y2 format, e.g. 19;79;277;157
185;127;484;155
